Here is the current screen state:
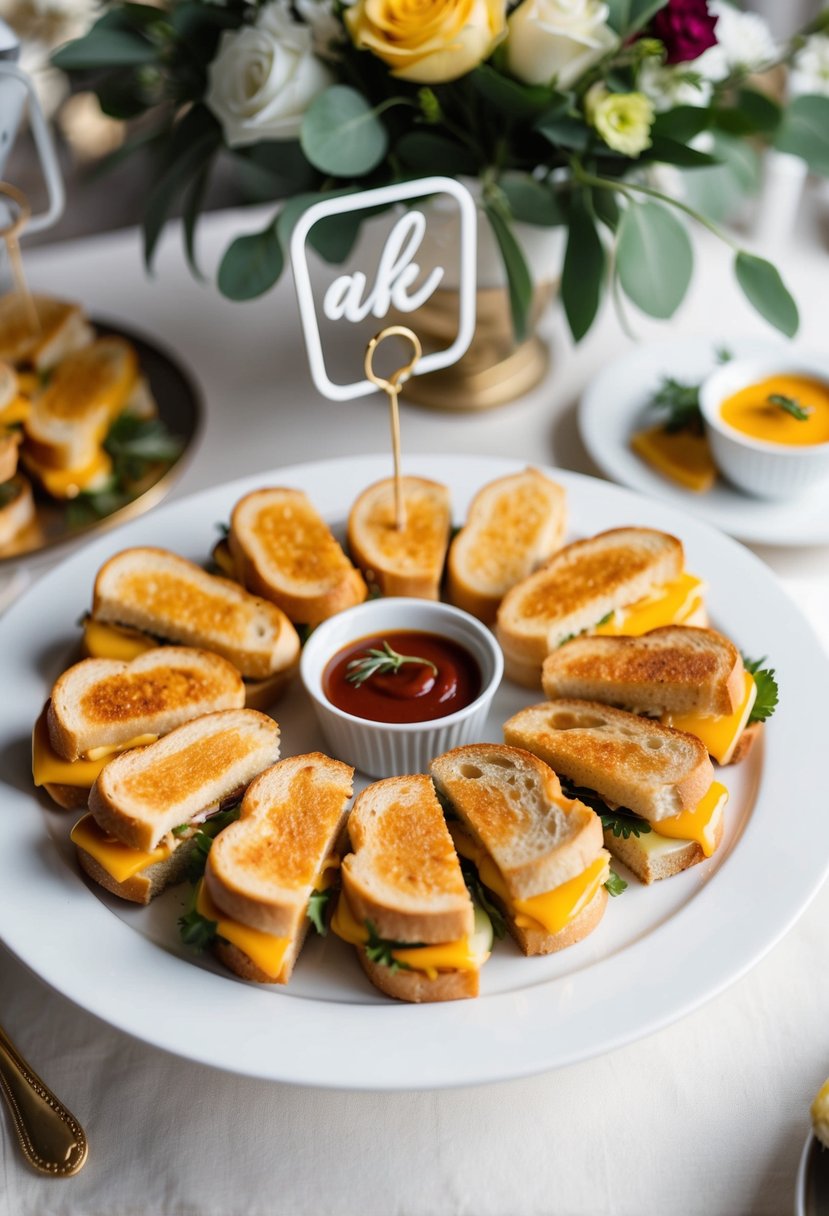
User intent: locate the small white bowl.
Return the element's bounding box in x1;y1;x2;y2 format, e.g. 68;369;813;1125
300;598;503;779
699;355;829;500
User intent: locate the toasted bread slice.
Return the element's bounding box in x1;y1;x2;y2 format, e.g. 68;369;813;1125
0;430;20;483
447;468;567;624
343;774;473;945
0;293;93;371
0;474;34;549
24;337;138;471
496;528;685;684
88;709;280;853
347;476;451;599
229;488;367;625
504;699;714;822
48;647;246;762
601;823;721;885
91;547;300;681
0;362;17;412
357;950;480;1002
204;753;354;983
431;744;603;899
542;626;745;717
76;827;204;905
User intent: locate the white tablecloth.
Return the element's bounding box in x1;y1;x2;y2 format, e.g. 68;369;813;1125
2;206;828;1216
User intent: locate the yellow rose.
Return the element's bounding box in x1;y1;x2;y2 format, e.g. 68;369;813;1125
585;83;654;157
345;0;507;84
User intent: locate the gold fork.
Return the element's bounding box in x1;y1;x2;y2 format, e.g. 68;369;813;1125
0;1022;87;1176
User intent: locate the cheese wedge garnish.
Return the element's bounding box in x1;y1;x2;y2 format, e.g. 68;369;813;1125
70;812;171;882
24;448;112;499
631;425;717;494
594;572;704;638
450;826;610;937
662;671;757;765
195;881;290;981
330;893;479;979
82;618;157;661
645;781;728;857
32;705;157;786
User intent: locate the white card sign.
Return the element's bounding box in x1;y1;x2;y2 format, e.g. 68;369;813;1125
289;176;477;402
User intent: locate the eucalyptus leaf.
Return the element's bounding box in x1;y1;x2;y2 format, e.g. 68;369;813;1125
651;105;710;144
52;25;158;69
734;252;798;338
713;88;782;137
217;223;284;301
774;94;829;176
500;176;565;226
535;112;590;152
561;194;605;341
616;201;692;319
681;132;760;223
606;0;668;34
300;86;388;177
182;164;211;279
397;132;478;177
484;202;533;343
646;135;719;168
471;64;561;120
142;130;218;270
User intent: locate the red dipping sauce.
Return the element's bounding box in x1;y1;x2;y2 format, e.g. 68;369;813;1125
323;630;481;724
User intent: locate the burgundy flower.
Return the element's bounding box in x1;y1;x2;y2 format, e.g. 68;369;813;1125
650;0;718;65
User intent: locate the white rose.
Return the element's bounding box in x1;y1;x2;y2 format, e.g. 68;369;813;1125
704;2;777;75
791;34;829;98
638;59;713;113
206;0;334;147
506;0;617;89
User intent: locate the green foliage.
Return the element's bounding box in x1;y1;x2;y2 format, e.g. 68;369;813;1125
742;656;779;724
178;903;217;951
105;412;183;479
52;9;161;70
535;112;591;153
500;176;566;227
681;133;761;223
616;200;693;320
143;105;222;271
218;222;284;301
734;252;799;338
561;194;605;341
184;804;242;884
300;86;389;177
307;889;332;937
713;88;782;137
651;106;710;144
775;94;829;176
396;132;478;177
460;861;507;940
768;393;810;421
605;870;628;897
471;65;561;121
484;199;533;343
364;921;414;973
648;376;702;432
606;0;668;35
601;811;652;840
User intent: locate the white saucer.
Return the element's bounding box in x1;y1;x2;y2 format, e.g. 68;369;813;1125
578;336;829;546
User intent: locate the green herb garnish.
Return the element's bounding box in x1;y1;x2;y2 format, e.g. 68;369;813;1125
364;921;415;973
604;869;628;897
650;375;703;433
104;411;184;479
171;823;191;838
742;654;779;723
215;521;230;538
768;393;810;421
178;905;217;951
596;610;614;627
715;346;733;364
600;811;652;840
307;888;332;937
460;860;507;940
345;640;437;689
184;804;242;883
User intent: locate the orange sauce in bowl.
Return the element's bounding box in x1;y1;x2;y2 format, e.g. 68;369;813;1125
719;375;829;447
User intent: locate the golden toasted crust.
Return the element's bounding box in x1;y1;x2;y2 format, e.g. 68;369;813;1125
447;468;567;624
0;294;89;369
430;744;603;900
213;919;311;986
0;475;35;549
47;647;246;761
347;476;451;599
504;699;714;822
507;884;608;956
496;528;685;669
205;753;353;938
342;774;473;944
0;430;20;483
541;626;745;717
89;709;280;851
75;831;199;905
357;948;479;1002
42;781;89;810
728;721;762;765
229;488;367;625
92;547;300;680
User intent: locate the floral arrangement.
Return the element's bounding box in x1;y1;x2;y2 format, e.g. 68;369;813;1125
53;1;829;342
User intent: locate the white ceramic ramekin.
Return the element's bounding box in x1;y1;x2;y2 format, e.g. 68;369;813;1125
300;598;503;779
699;354;829;500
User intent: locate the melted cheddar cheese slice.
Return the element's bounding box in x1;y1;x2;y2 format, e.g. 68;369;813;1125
32;705;157;787
0;395;31;426
648;782;728;857
330;894;479;979
70;813;171;882
25;449;112;499
662;671;757;765
450;827;609;938
82;618;157;662
630;425;717;494
196;881;290;981
594;573;705;638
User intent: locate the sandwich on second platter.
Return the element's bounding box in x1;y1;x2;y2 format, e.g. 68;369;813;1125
70;708;280;904
504;700;728;884
331;774;493;1002
431;744;611;956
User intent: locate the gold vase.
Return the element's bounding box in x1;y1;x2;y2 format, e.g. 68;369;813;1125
400;281;555;412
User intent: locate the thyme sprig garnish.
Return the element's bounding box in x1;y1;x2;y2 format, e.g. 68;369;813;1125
345;640;438;689
768;393;811;421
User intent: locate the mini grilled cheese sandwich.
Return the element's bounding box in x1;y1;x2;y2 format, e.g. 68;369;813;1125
347;476;451;600
0;292;93;372
431;744;610;954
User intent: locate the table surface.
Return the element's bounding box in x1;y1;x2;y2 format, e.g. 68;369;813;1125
2;201;828;1216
